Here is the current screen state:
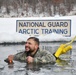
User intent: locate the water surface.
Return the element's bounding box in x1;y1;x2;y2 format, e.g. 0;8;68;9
0;42;76;75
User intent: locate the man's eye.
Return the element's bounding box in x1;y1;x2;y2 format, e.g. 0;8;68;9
28;42;31;44
25;42;27;44
25;42;31;45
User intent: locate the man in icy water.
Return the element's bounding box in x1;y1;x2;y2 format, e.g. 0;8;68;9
5;37;72;64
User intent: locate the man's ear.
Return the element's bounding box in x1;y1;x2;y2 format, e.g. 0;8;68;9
35;44;39;49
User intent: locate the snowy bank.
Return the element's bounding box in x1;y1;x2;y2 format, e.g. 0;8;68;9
0;32;75;44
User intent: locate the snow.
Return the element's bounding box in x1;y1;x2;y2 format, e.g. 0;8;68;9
38;33;70;42
0;32;29;43
0;16;76;43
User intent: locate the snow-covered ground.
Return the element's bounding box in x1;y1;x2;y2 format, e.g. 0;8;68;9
0;16;76;43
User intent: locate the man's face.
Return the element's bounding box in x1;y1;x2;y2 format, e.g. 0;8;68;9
25;39;38;52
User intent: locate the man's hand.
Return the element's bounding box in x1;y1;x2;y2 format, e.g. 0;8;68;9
8;55;14;63
26;56;34;64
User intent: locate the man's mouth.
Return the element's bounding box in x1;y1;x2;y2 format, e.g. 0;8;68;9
25;47;30;51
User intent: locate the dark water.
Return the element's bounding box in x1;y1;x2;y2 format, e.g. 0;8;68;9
0;42;76;75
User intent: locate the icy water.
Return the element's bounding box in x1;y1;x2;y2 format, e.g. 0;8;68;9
0;42;76;75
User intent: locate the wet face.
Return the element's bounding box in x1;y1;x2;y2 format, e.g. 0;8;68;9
25;39;38;52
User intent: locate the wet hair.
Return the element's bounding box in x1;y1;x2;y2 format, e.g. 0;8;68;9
27;37;40;46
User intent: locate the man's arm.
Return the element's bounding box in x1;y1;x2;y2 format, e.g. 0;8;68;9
4;51;27;63
33;50;56;64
